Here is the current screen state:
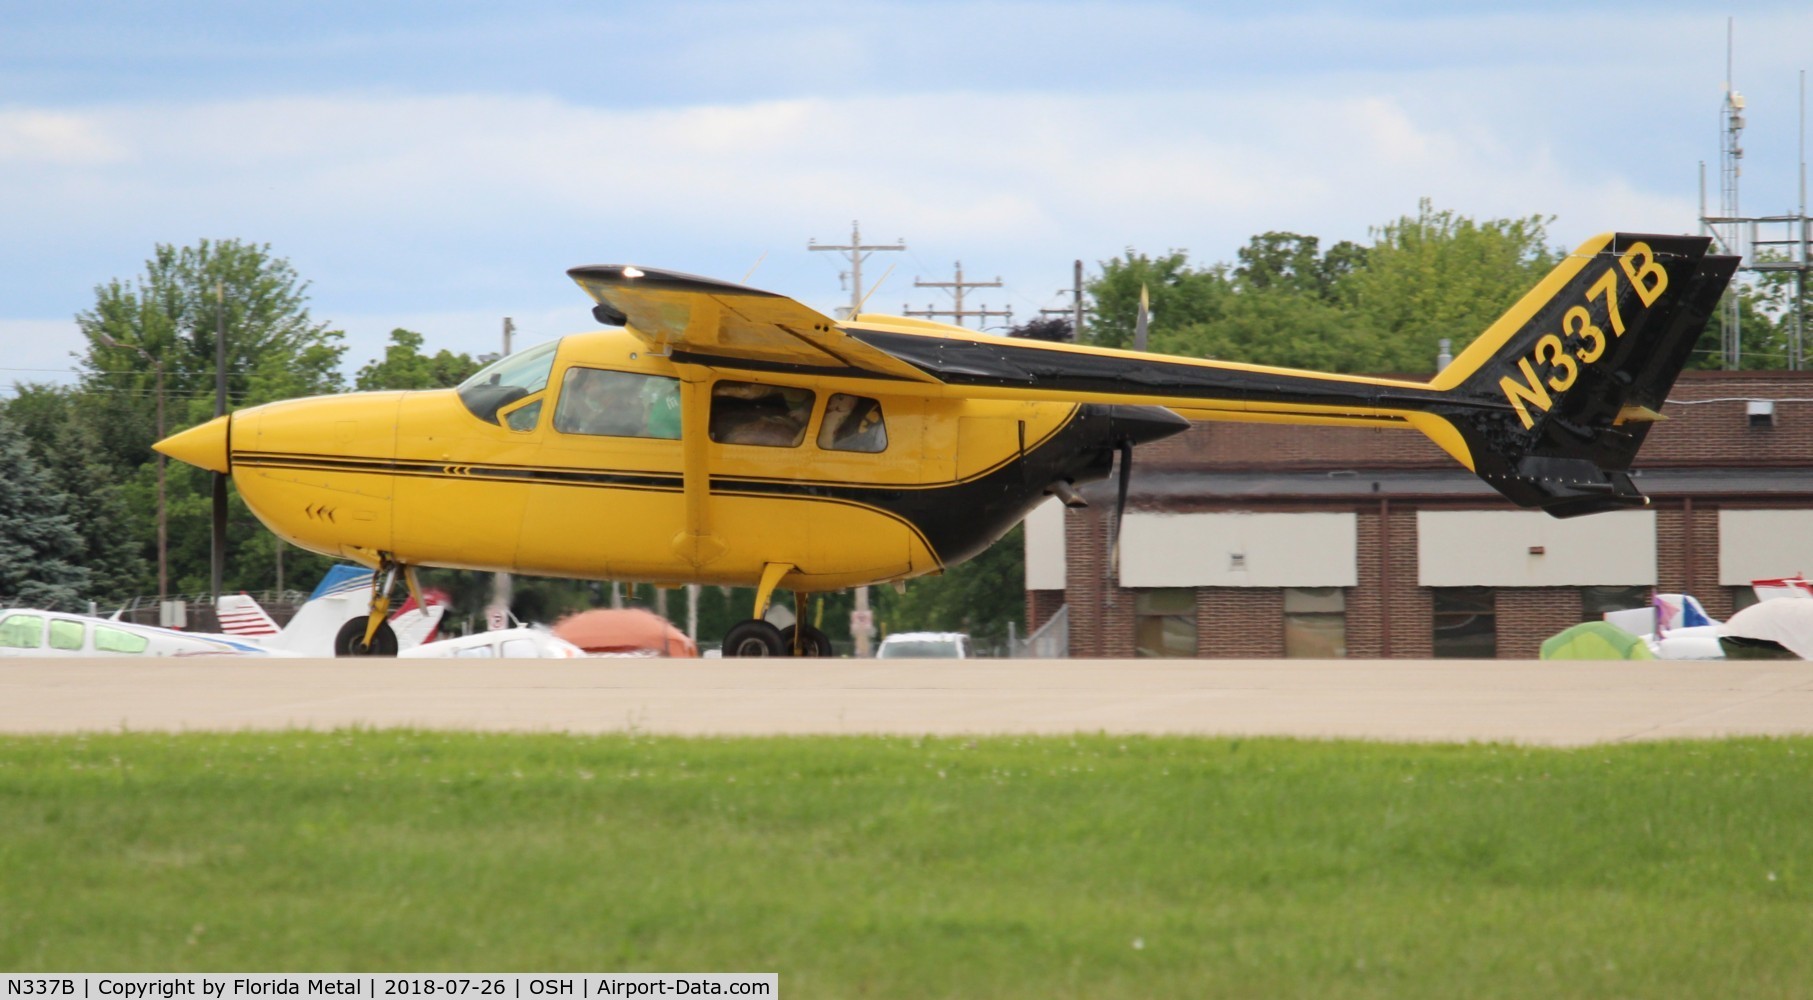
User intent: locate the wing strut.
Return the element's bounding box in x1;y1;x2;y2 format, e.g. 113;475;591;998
671;371;727;568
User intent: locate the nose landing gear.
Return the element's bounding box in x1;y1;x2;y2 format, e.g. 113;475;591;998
334;557;418;657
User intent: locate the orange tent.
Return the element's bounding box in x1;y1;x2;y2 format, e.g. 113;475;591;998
553;608;697;657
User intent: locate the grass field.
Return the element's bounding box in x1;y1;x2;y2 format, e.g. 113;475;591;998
2;731;1811;997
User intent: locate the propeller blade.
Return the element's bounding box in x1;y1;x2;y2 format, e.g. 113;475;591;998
1110;440;1133;578
1133;284;1150;351
211;470;227;597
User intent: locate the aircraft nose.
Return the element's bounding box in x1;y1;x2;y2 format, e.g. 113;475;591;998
1105;404;1189;447
155;414;231;474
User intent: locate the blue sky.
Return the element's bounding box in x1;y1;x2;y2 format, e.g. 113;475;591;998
4;2;1810;390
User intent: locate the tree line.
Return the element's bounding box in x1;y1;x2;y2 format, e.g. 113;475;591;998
2;207;1802;646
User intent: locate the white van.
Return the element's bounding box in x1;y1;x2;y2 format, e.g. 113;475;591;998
875;631;971;659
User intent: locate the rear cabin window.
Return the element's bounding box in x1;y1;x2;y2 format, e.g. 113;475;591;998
553;368;681;439
818;394;888;453
94;625;150;654
710;381;814;447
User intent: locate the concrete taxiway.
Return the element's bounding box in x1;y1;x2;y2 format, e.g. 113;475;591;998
2;658;1811;744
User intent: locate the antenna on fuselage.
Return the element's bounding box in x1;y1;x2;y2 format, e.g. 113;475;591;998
741;251;768;284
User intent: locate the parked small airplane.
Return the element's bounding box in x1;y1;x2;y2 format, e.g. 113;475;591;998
215;563;445;657
155;232;1736;657
398;627;586;659
0;607;296;658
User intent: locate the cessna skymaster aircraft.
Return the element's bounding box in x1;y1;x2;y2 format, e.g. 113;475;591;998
155;232;1735;656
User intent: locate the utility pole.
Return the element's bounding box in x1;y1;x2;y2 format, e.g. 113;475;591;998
1037;260;1086;339
808;221;906;655
809;221;906;320
905;261;1011;328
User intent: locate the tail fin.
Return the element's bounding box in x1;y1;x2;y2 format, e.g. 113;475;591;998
215;593;282;637
1420;233;1737;517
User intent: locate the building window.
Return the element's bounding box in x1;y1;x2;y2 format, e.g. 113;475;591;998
1283;587;1346;658
1432;588;1495;658
1581;585;1651;621
1134;589;1196;658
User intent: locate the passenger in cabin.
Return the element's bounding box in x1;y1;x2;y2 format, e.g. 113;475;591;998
819;393;887;453
710;382;812;446
561;369;649;437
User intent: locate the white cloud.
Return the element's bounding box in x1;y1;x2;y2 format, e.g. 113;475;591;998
0;110;125;165
0;70;1718;367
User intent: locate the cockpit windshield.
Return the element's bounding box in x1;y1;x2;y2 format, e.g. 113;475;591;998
457;339;560;424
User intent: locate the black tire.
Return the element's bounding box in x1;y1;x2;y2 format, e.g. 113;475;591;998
722;619;785;657
334;617;399;657
780;624;833;657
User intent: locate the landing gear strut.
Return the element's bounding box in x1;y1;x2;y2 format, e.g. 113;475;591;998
719;564;833;657
334;557;415;657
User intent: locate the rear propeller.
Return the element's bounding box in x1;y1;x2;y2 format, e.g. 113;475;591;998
1109;439;1134;579
1112;287;1152;576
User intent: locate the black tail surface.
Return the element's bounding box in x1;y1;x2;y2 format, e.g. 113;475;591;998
1426;233;1737;517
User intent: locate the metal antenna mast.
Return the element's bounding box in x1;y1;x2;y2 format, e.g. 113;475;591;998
1699;20;1812;371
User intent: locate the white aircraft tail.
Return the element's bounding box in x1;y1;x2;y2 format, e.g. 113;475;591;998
216;593;283;637
213;565;444;657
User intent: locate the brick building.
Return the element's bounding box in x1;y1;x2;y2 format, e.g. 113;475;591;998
1023;371;1813;658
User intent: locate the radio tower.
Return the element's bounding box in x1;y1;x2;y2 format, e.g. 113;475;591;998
1719;19;1747;367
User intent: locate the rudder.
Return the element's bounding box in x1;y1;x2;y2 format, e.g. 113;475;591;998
1425;233;1737;517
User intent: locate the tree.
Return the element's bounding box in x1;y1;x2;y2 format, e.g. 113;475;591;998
1007;316;1074;343
356;329;483;391
73;240;350;595
1233;232;1367;301
0;414;91;608
1;385;149;602
75;240;348;483
1339;199;1562;372
1085;251;1230;349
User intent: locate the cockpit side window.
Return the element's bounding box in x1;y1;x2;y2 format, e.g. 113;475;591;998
709;381;815;447
553;367;682;439
818;394;888;453
500;397;543;432
457;340;560;425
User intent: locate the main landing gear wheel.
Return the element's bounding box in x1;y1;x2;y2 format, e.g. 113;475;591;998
334;617;399;657
780;624;833;657
722;620;786;657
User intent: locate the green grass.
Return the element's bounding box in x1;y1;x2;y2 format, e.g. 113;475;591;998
2;732;1811;998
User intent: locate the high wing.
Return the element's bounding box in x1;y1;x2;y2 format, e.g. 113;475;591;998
568;265;939;384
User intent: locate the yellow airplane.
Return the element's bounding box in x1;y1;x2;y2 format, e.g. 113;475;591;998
156;232;1736;656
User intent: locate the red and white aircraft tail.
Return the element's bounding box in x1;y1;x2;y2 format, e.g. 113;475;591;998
215;565;445;657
